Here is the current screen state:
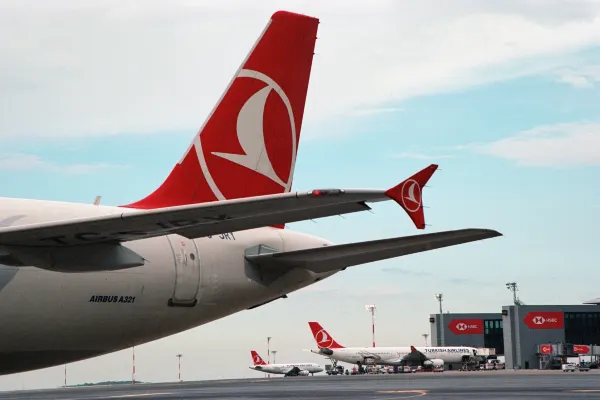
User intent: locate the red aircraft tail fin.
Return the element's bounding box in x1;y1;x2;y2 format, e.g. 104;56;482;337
122;11;319;218
308;321;345;349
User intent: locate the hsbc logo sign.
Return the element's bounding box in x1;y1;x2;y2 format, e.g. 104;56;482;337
540;344;552;354
532;316;559;325
524;312;564;330
573;345;591;354
456;322;478;331
448;319;483;335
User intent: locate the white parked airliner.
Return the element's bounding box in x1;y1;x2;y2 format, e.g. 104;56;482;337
249;351;322;376
0;10;501;375
308;322;480;370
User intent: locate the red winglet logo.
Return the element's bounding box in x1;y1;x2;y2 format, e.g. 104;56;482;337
308;322;344;349
385;164;438;229
251;350;267;365
122;11;319;218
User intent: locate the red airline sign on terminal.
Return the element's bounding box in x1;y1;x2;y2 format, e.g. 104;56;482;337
523;312;564;329
573;345;590;354
448;319;483;335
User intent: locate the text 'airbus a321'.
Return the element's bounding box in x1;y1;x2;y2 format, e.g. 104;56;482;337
0;10;501;375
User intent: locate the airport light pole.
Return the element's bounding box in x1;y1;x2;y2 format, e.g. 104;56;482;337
506;282;519;305
267;336;271;378
422;333;429;347
176;354;183;382
132;346;136;384
365;304;376;347
271;350;277;364
435;293;444;346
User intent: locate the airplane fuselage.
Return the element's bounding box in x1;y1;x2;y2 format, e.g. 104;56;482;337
0;197;336;375
315;346;476;366
249;363;323;375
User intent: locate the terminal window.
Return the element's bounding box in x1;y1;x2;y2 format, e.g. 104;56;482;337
565;312;600;345
484;319;504;355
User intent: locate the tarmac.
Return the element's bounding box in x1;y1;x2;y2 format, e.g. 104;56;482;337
2;369;600;400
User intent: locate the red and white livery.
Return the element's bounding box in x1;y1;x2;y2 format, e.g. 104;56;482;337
0;10;500;375
308;322;481;370
248;351;322;376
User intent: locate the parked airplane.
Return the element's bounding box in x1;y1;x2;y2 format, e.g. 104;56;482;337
0;10;501;375
249;351;322;376
308;322;479;370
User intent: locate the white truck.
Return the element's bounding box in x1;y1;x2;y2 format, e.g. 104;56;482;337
562;363;577;372
481;359;505;370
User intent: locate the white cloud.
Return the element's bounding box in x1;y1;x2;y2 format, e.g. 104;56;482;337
2;1;600;139
555;65;600;88
352;107;404;116
0;153;125;174
391;152;455;160
471;121;600;166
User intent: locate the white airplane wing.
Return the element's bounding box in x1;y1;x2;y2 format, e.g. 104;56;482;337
381;347;428;365
245;228;500;274
0;189;383;247
0;165;502;272
0;164;454;248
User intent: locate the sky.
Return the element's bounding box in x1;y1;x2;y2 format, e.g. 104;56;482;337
1;0;600;391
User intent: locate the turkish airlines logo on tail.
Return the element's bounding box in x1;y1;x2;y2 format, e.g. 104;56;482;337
251;351;266;365
194;69;297;201
401;179;422;213
316;329;335;348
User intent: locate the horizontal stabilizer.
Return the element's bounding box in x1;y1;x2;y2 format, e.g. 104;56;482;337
245;228;502;273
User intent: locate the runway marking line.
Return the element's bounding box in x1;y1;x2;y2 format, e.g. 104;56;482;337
568;389;600;393
376;389;428;397
104;393;172;398
377;390;427;394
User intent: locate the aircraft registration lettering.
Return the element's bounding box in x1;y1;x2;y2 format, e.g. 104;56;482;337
205;232;236;240
40;230;149;245
89;295;136;304
38;221;238;245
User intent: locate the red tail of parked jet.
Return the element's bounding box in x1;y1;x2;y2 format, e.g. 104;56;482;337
308;322;344;349
251;350;268;366
123;11;318;213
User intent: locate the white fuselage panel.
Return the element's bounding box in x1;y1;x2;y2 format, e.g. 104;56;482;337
0;197;336;374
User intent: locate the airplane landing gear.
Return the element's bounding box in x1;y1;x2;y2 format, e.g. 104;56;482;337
329;357;338;369
356;361;366;374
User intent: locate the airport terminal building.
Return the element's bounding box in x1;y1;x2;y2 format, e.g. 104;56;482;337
429;303;600;369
